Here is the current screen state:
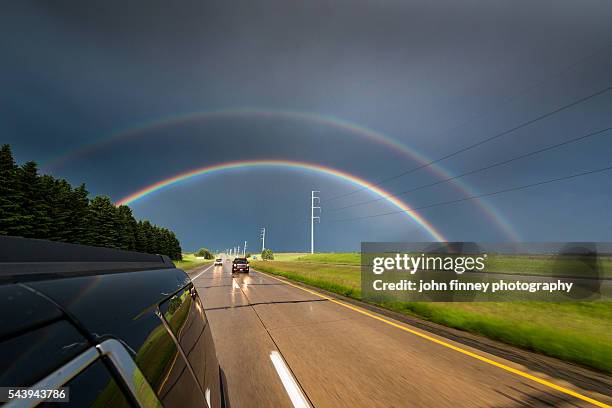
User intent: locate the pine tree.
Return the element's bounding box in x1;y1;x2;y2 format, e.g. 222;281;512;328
159;228;181;259
165;229;176;259
69;184;89;244
138;220;157;253
116;205;137;251
169;231;182;260
0;145;26;236
19;161;52;238
39;176;73;242
0;145;185;256
151;225;162;254
158;227;168;255
85;196;120;248
135;220;148;252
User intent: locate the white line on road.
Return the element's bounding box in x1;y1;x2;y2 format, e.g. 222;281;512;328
191;264;214;281
269;351;312;408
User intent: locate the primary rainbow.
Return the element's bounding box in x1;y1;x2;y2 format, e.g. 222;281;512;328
115;159;447;241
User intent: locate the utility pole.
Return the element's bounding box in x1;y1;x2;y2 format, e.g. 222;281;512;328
243;241;247;257
237;245;240;257
260;228;266;252
311;190;320;254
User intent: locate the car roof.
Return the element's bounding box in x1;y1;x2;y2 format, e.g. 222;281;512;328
0;236;174;282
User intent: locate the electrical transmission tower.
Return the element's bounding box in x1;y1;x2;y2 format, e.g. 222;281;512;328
311;190;320;254
260;228;266;252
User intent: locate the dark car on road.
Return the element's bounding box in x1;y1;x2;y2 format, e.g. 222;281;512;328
231;258;249;273
0;236;227;407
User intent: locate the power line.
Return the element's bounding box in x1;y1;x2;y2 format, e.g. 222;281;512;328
332;164;612;222
330;127;612;212
410;42;612;152
323;85;612;203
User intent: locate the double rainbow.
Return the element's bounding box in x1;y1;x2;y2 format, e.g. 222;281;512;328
47;108;520;241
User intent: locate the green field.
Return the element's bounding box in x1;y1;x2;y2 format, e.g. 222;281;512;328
252;254;612;373
282;252;612;278
291;252;361;265
174;253;214;271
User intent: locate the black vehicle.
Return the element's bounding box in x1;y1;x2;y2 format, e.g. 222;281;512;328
0;236;227;407
231;258;249;273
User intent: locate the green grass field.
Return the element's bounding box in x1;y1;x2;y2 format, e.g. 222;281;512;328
174;253;214;271
292;252;361;265
283;252;612;278
484;254;612;277
252;254;612;373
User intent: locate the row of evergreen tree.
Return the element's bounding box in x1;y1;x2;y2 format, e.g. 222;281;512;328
0;145;182;260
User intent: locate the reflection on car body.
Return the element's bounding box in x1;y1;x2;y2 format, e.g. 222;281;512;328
0;237;227;407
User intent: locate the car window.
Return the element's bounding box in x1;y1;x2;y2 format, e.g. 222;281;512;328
65;360;131;408
133;309;208;407
159;286;221;408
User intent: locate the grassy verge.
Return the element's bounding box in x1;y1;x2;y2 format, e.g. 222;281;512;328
174;253;214;271
252;259;612;373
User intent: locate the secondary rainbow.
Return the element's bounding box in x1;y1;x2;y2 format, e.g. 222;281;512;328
115;159;447;242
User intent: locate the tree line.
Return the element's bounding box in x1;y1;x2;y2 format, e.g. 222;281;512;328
196;248;215;259
0;145;182;260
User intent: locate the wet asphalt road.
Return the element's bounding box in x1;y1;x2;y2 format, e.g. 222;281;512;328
187;259;611;408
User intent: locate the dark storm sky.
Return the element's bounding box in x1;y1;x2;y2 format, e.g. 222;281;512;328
2;0;611;251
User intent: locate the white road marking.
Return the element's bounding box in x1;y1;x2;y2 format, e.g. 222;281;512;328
232;280;240;289
191;264;214;281
269;351;312;408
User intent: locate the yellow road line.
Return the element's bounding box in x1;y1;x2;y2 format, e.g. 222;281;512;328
260;271;611;408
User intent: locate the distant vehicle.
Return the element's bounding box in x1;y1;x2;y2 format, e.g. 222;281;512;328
214;258;223;266
232;258;250;273
0;237;227;407
252;255;257;260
